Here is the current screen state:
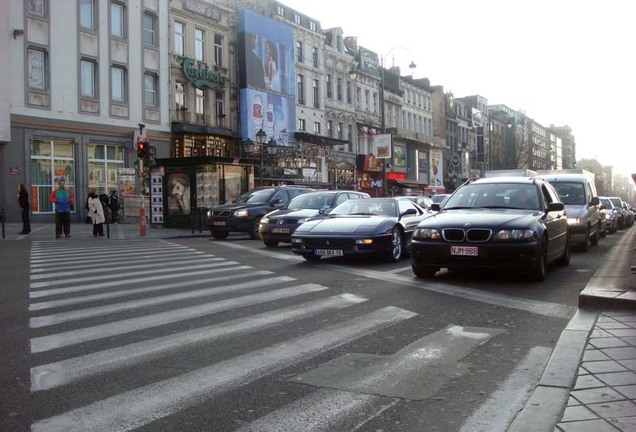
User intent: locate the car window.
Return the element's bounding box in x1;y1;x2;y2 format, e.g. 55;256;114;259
398;199;420;216
445;183;540;210
553;182;586;205
235;189;274;203
335;193;349;206
271;190;289;204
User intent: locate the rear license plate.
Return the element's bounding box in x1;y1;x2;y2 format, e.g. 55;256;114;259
315;249;343;257
450;246;478;256
271;227;290;234
212;221;226;226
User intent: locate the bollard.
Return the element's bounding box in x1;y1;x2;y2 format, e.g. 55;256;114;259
140;206;147;236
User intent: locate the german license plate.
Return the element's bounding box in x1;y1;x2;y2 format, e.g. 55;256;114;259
315;249;343;257
271;227;290;234
450;246;478;256
212;221;226;226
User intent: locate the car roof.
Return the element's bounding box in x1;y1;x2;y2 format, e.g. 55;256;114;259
470;176;539;185
539;173;593;182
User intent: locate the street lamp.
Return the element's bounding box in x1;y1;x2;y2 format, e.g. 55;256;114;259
379;49;416;196
255;129;267;185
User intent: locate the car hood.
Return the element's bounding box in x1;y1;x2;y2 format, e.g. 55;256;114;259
563;204;587;219
295;215;387;234
266;208;320;219
213;202;266;211
419;209;543;228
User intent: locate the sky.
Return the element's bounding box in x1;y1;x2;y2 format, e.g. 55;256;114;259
281;0;636;178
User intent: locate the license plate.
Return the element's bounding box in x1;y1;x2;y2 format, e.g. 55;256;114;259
315;249;343;257
212;221;226;226
450;246;478;256
271;227;290;234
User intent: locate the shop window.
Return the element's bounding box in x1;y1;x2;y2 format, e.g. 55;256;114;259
30;139;75;214
88;143;124;195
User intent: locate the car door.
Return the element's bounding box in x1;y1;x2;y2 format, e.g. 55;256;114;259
541;183;568;261
398;200;425;241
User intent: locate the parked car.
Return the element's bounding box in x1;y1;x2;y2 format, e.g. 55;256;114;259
395;195;434;211
207;185;313;239
608;196;627;229
258;190;370;247
541;173;601;251
624;202;634;227
431;194;450;205
291;197;431;262
410;176;570;281
599;197;618;234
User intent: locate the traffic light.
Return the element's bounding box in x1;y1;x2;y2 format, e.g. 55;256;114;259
137;139;147;159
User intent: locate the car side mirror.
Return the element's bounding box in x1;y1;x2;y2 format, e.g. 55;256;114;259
600;205;606;210
548;202;565;212
271;199;284;207
590;196;600;206
431;203;441;211
318;205;330;215
400;208;417;219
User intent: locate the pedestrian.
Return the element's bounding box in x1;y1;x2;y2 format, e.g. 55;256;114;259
17;183;31;234
108;190;120;224
87;188;105;237
50;177;74;238
99;192;110;224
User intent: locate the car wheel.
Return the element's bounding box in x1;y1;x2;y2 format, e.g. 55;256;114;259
303;253;321;261
580;227;590;252
386;228;404;262
249;217;262;240
556;234;571;266
263;239;279;248
412;263;437;278
590;225;599;246
530;242;547;282
211;230;229;240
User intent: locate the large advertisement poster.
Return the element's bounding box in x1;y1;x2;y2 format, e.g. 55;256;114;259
238;9;295;142
430;149;444;188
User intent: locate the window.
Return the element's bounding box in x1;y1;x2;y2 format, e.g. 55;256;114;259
195;88;205;122
111;65;126;102
297;74;305;105
348;125;353;144
277;5;285;16
373;93;378;114
312;47;318;67
314;122;321;134
79;0;95;30
296;41;303;63
175;82;185;109
174;21;185;56
326;74;333;99
144;73;158;107
110;2;125;38
312;79;319;108
88;143;124;195
356;86;361;109
143;13;156;46
298;118;306;131
338;122;343;139
27;0;46;16
294;13;301;24
80;59;96;97
215;91;225;121
29;139;75;214
194;28;205;61
214;34;223;67
336;78;342;101
310;21;317;32
346;81;352;104
28;47;47;90
327;121;333;137
365;90;370;112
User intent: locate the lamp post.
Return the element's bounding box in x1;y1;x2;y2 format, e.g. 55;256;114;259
378;49;416;196
255;128;267;186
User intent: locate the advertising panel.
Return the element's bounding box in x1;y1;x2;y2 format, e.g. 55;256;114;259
430;149;444;188
238;9;295;141
374;134;392;159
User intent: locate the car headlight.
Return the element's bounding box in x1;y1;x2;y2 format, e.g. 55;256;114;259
567;218;581;225
493;229;536;241
233;210;250;217
297;217;311;224
412;228;441;240
260;217;269;224
207;210;212;218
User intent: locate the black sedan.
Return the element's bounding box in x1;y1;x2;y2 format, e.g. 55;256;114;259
291;197;431;262
410;176;570;281
258;190;370;247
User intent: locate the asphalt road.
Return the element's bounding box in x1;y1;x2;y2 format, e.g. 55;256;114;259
0;229;624;432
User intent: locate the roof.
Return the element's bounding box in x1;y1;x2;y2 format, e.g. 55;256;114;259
473;176;539;185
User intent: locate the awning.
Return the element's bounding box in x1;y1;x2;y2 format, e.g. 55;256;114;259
293;132;349;146
171;122;239;139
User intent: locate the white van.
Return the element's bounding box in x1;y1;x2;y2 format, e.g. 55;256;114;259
538;172;601;251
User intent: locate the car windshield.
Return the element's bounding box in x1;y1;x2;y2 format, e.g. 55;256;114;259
600;198;613;209
610;198;622;208
287;193;335;210
552;182;586;205
443;183;541;210
431;194;448;203
330;199;398;217
234;189;274;203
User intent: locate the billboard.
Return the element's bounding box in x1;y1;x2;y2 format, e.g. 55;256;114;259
430;149;444;188
238;9;295;142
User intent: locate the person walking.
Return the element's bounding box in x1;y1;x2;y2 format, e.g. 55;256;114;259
17;183;31;234
108;190;120;224
50;177;74;238
87;188;105;237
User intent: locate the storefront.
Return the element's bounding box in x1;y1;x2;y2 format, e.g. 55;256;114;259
355;154;384;197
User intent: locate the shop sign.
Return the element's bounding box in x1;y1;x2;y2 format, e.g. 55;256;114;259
183;0;221;21
9;167;20;175
183;57;226;90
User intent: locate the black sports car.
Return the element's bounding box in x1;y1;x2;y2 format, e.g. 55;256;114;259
259;190;370;247
410;176;570;281
291;197;431;262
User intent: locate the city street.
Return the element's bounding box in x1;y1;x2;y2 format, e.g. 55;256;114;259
0;230;621;432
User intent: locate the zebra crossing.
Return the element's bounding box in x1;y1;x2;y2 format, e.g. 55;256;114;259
25;240;537;431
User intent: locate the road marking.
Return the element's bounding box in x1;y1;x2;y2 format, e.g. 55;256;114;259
215;241;305;262
31;306;416;432
29;244;190;262
29;262;241;298
29;250;205;271
30;270;278;327
30;280;319;353
459;346;552;432
212;242;576;319
30;294;368;391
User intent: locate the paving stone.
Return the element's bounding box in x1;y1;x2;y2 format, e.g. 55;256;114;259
585;350;612;362
617;359;636;370
608;415;636;431
598;323;632;330
570;387;626;404
561;405;599;422
575;375;610;390
591;338;630;349
583;361;628;374
615;384;636;399
593;329;619;338
596;371;636;386
608;329;636;338
557;418;621;432
621;337;636;346
588;400;636;419
602;347;636;360
568;396;582;406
